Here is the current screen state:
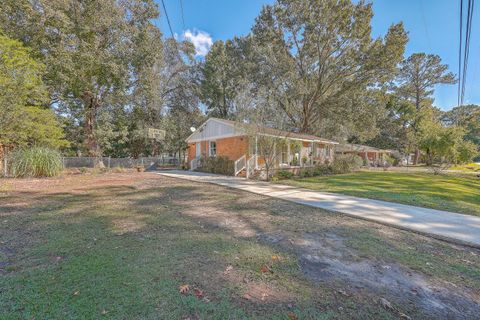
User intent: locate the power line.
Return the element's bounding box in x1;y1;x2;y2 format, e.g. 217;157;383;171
419;0;432;52
461;0;471;105
161;0;175;39
461;0;475;106
457;0;463;107
179;0;186;30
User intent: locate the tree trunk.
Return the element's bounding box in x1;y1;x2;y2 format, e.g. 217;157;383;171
412;89;421;165
83;90;100;157
425;151;433;166
300;100;310;133
413;148;420;165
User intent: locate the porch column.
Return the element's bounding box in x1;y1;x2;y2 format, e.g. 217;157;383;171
255;135;258;169
310;141;314;166
273;141;276;168
287;140;291;165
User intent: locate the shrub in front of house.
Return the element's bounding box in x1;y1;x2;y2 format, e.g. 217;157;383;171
299;167;315;178
9;147;63;177
197;156;234;175
313;164;333;176
331;154;363;174
383;156;394;169
275;170;294;180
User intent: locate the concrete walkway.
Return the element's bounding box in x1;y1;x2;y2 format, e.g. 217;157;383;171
155;170;480;248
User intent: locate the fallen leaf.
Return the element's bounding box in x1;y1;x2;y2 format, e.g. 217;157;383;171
224;265;233;274
179;284;190;295
399;313;412;320
260;265;272;273
242;293;253;300
379;297;394;311
337;289;350;297
287;311;298;320
73;291;80;296
193;288;204;299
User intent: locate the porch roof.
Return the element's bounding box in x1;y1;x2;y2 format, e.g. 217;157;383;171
210;118;339;145
335;143;392;153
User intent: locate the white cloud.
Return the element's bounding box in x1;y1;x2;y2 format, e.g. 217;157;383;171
183;29;213;57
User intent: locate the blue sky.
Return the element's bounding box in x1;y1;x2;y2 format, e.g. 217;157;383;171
156;0;479;111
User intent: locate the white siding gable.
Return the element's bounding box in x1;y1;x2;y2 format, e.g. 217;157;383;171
186;119;244;143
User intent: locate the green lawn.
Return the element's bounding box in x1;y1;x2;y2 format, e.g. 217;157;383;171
1;173;479;319
277;171;480;216
450;162;480;172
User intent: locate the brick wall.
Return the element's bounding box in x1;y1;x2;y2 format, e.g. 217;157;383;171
187;136;249;167
216;136;248;161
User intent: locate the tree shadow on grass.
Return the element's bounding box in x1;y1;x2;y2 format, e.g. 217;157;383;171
1;177;480;319
1;184;319;319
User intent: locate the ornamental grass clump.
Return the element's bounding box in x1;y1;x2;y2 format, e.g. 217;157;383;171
10;147;63;177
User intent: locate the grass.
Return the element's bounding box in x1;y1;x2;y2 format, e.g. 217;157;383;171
277;171;480;216
1;172;479;319
450;162;480;172
9;147;63;177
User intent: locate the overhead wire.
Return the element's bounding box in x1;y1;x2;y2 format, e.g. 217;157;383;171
160;0;180;54
461;0;475;106
458;0;464;107
161;0;176;39
179;0;186;30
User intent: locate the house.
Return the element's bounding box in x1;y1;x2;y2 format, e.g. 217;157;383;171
185;118;338;176
335;143;393;166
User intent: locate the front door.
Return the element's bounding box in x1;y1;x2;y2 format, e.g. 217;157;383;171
195;142;201;158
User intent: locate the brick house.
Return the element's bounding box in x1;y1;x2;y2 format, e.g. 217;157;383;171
185;118;338;176
335;143;393;166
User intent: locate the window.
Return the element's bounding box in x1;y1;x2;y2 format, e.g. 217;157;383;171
316;145;325;157
281;145;288;164
209;141;217;156
195;142;201;157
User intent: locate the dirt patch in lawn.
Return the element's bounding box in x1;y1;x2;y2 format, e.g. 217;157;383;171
251;227;480;319
291;232;479;319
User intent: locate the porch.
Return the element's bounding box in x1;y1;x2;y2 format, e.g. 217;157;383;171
335;144;392;167
233;136;336;178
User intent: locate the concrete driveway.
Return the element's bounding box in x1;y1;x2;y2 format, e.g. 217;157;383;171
155;170;480;248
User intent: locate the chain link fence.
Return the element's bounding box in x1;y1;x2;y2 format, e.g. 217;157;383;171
62;155;181;169
1;154;182;177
